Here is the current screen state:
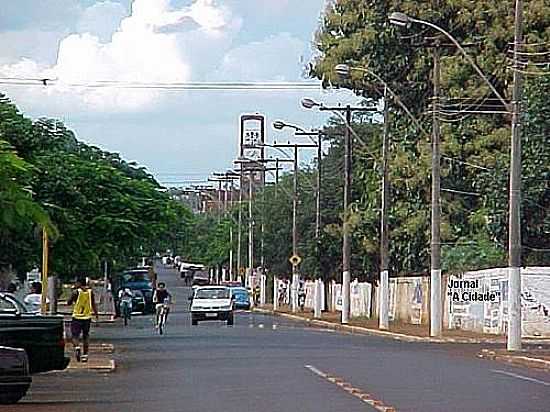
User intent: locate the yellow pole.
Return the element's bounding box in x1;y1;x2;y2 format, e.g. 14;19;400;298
41;228;48;315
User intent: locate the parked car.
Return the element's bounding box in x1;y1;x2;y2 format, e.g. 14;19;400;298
0;346;31;404
113;269;154;314
230;287;251;310
0;293;69;374
190;286;234;325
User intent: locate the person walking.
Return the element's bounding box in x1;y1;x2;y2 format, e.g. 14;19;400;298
67;277;98;363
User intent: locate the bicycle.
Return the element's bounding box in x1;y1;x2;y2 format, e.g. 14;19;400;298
156;302;170;335
120;299;132;326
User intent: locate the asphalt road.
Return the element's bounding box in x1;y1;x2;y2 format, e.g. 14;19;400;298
9;265;550;412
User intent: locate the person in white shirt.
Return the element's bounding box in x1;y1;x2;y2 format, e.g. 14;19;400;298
23;282;48;313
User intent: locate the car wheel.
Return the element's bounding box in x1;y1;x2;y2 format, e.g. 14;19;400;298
227;314;234;326
0;389;28;404
191;318;198;326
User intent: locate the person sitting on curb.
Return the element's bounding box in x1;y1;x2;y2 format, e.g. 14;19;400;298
67;277;98;363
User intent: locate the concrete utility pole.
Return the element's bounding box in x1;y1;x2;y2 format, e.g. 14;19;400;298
342;106;352;324
379;86;391;330
301;98;377;324
430;45;442;338
248;170;254;288
265;142;317;313
237;169;243;282
292;145;299;312
508;0;524;351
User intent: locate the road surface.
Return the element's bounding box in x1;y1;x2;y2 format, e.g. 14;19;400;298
11;265;550;412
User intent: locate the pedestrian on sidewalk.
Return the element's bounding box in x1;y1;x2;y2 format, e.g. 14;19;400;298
67;277;99;363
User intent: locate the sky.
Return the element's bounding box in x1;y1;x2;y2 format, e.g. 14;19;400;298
0;0;361;186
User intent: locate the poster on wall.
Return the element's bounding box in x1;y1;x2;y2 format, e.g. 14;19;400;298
448;268;550;337
410;279;423;325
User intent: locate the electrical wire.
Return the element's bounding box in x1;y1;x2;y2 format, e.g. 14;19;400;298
0;78;322;91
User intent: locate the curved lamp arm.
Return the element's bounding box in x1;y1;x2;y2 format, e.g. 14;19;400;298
404;16;511;112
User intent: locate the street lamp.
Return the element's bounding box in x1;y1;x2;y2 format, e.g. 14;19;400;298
390;7;523;350
302;99;377;324
272;121;325;299
301;98;320;109
335;64;395;331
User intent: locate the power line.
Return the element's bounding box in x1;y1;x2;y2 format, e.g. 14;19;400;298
0;78;321;91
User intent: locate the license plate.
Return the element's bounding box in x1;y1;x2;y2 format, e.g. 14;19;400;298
205;313;217;318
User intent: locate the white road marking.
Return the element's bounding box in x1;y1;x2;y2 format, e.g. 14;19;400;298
491;369;550;386
258;323;264;328
304;365;397;411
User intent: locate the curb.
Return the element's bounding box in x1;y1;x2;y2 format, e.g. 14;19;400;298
254;308;508;344
477;349;550;370
67;359;116;373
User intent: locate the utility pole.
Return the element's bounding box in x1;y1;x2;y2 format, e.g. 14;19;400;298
248;170;254;289
342;105;352;324
237;169;243;282
430;45;442;338
316;132;322;278
508;0;524;351
292;145;299;312
229;179;234;280
379;86;391;330
41;228;49;315
265;143;316;312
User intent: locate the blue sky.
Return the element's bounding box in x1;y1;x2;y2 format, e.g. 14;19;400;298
0;0;360;186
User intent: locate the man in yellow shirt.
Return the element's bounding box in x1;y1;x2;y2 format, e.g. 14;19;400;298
67;277;98;363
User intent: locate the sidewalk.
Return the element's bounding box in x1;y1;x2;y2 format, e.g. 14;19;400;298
477;348;550;371
66;343;116;373
255;305;550;347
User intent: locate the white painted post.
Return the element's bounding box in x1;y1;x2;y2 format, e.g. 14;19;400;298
291;273;299;313
273;276;279;311
379;270;389;329
260;274;266;306
430;269;442;337
314;279;322;318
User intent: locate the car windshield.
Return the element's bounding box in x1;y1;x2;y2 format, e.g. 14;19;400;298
232;290;248;297
122;272;148;282
195;288;230;299
0;294;32;314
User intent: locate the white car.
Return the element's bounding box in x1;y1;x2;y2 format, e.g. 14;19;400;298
190;286;234;326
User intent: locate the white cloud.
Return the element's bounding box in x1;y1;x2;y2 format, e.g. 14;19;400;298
0;0;242;112
216;33;306;81
76;1;128;42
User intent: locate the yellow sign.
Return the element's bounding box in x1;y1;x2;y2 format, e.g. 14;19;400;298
289;254;302;267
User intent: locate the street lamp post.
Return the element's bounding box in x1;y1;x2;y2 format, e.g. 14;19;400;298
389;7;523;349
273;121;325;279
302;98;377;324
261;142;317;313
335;63;431;329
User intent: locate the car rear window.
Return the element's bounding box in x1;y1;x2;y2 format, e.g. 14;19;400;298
195;289;230;299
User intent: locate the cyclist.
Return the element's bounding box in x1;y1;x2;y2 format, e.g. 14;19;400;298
153;282;172;328
118;287;133;325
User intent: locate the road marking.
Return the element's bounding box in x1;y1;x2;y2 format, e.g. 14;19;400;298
491;369;550;386
304;365;397;412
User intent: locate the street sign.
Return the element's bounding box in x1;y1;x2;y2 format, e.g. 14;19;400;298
289;254;302;267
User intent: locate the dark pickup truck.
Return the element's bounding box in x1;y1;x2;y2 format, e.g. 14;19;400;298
0;293;70;374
